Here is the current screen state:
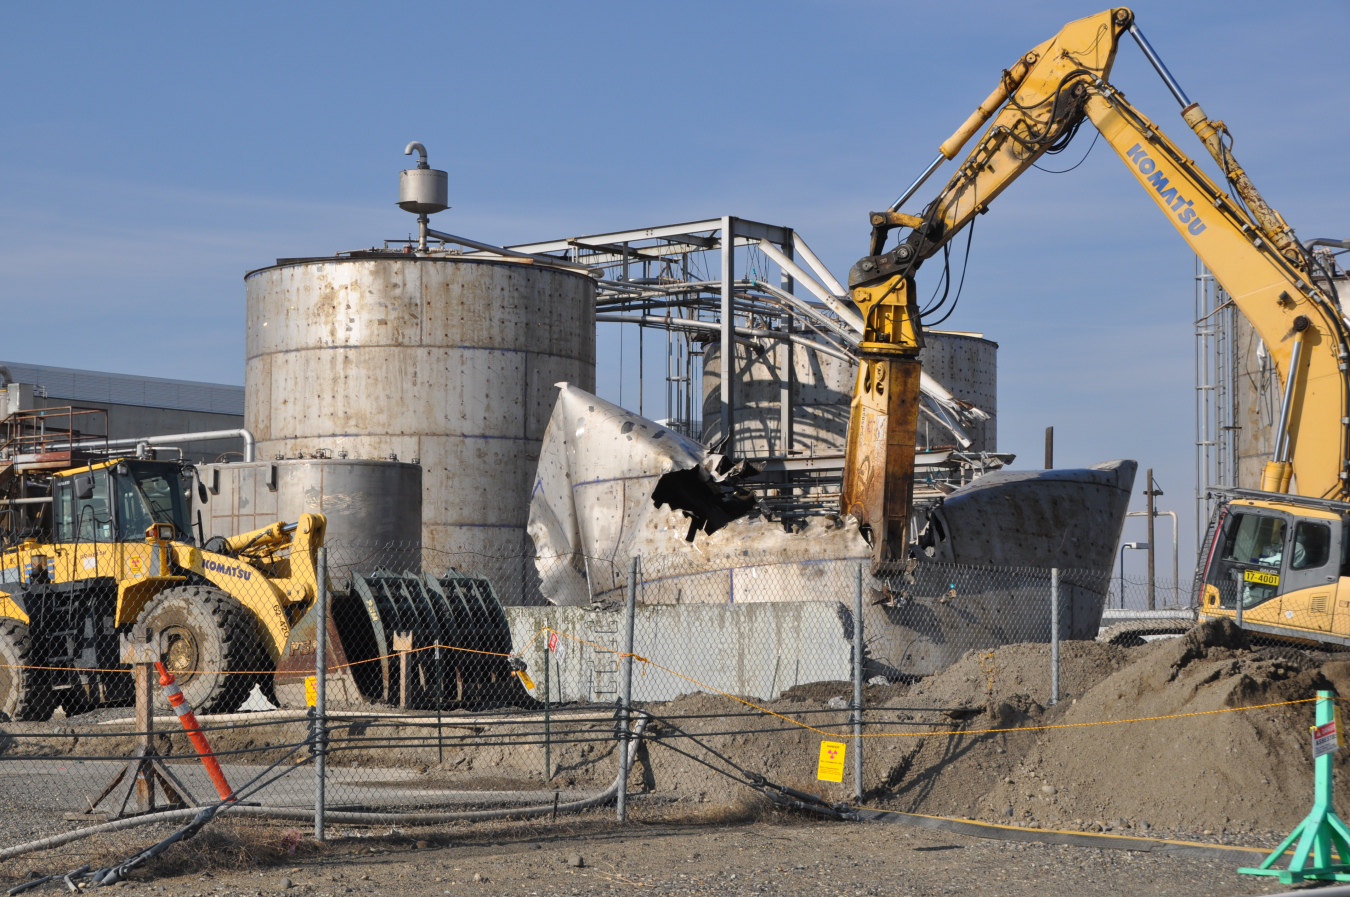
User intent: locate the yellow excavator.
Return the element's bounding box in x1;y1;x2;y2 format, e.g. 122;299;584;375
841;9;1350;646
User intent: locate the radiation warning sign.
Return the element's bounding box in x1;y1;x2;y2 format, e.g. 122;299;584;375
817;741;847;783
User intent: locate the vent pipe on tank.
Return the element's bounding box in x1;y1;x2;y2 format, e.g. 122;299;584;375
398;142;449;252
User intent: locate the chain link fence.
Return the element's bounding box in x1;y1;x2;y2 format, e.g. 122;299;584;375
0;538;1126;842
8;534;1337;852
1108;577;1195;610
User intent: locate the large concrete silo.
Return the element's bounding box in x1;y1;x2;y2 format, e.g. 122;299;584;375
244;255;595;558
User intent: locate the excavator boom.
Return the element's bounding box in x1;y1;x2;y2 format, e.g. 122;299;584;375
843;8;1350;571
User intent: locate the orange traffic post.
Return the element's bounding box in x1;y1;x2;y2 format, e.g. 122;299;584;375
155;662;235;802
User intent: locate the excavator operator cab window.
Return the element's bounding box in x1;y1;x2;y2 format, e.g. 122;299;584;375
1207;512;1286;610
1292;522;1332;570
1342;520;1350;578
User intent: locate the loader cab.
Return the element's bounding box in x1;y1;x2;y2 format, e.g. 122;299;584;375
52;460;193;544
1199;496;1349;639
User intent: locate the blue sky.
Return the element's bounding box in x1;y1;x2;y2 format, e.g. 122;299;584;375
1;1;1345;580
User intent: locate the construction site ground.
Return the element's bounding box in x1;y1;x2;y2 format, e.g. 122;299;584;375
3;619;1347;892
0;811;1316;897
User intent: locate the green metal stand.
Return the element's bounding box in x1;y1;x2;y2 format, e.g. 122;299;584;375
1240;690;1350;883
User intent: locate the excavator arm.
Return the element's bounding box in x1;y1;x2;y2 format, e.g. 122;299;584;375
842;6;1350;569
1082;91;1350;498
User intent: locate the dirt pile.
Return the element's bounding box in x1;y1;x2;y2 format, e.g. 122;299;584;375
625;620;1350;838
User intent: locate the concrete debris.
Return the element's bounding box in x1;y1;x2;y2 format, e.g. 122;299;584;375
527;384;870;606
528;386;1138;681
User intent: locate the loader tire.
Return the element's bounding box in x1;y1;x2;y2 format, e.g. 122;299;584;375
136;586;266;714
0;619;53;722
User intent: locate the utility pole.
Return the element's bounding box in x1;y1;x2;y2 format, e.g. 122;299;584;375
1144;470;1164;611
1044;427;1053;469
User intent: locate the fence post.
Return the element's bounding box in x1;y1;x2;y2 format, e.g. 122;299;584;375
853;563;864;802
617;556;637;823
1049;567;1060;706
544;634;552;781
314;545;327;842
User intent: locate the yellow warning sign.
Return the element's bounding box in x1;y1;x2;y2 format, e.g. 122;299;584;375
305;675;317;707
516;669;536;691
817;740;846;783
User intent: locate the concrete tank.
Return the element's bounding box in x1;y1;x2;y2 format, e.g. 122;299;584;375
700;330;997;456
244;256;596;558
194;458;422;552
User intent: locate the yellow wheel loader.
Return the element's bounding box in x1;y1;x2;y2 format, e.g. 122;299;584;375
0;458;324;718
0;457;528;719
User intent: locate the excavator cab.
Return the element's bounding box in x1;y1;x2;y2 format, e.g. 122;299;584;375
1197;491;1350;643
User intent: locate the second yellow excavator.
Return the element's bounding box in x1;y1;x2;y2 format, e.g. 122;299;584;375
841;8;1350;646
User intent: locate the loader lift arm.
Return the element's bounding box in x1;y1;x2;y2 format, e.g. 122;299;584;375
843;7;1350;569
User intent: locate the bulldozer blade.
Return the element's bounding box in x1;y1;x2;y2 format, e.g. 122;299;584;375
275;567;532;710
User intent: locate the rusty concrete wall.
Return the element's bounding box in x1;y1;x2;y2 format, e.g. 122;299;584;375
700;330;997;456
244;257;595;561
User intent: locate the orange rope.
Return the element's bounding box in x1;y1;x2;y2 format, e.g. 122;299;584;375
0;629;548;677
0;622;1325;741
546;628;1320;740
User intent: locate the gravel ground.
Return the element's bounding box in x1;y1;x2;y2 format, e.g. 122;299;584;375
0;807;1315;897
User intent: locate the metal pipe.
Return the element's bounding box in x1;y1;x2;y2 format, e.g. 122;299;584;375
791;234;848;298
313;545;327;841
595;314;854;363
779;238;795;458
1128;510;1179;606
1162;510;1179;606
1119;541;1150;608
1146;468;1156;612
60;429;256;463
404;142;428;165
617;556;638;823
852;564;864;802
1304;238;1350;250
889;153;946;213
757;240;864;332
0;497;51;506
544;636;551;781
425;229;591;273
721;216;736;451
1119;545;1127;609
1128;24;1191;108
742;281;860;348
1050;568;1060;705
